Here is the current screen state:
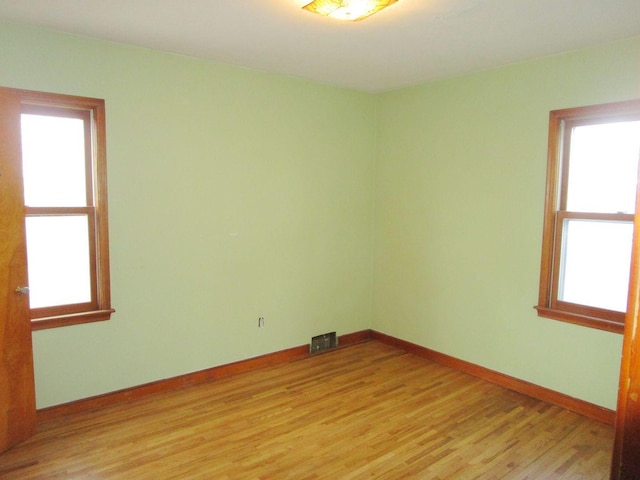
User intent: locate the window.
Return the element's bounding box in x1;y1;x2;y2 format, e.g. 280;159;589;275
536;99;640;333
17;89;113;330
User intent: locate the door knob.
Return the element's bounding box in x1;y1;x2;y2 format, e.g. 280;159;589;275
15;286;30;295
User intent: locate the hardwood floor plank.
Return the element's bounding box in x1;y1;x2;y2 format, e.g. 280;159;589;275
0;341;613;479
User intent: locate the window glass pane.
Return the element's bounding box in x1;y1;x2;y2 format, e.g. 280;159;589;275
559;219;633;312
566;121;640;214
25;215;92;309
20;113;87;207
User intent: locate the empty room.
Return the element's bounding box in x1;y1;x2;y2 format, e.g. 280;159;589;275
1;1;640;478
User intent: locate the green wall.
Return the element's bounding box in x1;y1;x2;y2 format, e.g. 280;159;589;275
1;20;638;410
0;22;376;408
373;37;640;409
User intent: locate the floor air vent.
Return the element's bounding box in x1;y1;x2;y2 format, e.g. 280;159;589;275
310;332;337;354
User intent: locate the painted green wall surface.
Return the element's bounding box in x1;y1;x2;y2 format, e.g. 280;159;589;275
1;20;638;410
373;37;640;409
0;22;376;408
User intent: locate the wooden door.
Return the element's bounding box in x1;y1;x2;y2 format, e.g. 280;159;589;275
611;159;640;478
0;86;37;453
611;234;640;478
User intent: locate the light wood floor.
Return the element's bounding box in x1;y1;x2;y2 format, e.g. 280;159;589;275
0;341;613;479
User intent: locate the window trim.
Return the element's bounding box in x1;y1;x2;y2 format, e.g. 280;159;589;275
16;89;114;330
535;99;640;334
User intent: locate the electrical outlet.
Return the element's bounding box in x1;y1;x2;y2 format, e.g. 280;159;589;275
258;317;265;328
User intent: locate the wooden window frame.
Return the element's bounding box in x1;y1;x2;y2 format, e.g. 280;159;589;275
535;99;640;334
17;89;114;330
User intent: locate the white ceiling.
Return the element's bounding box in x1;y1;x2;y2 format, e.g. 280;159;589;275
0;0;639;92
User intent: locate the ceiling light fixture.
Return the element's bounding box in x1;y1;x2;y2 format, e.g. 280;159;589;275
302;0;398;22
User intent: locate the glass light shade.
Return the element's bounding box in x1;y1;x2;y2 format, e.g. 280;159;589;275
302;0;398;21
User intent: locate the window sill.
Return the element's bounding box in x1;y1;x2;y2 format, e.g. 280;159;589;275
535;306;624;334
31;309;115;331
